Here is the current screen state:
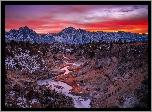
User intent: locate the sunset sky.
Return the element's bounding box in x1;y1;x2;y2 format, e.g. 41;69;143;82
5;5;148;34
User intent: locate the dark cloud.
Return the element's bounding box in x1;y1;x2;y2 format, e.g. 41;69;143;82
119;9;134;12
131;5;148;10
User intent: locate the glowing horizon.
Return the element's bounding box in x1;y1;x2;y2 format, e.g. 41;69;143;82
5;5;148;34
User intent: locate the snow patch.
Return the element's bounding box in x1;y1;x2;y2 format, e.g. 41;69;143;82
37;78;91;108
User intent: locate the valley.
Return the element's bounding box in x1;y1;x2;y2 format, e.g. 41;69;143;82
5;39;148;108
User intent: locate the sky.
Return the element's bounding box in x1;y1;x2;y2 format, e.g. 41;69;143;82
5;5;148;34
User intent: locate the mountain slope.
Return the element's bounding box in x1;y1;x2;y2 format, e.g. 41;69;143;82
5;26;148;44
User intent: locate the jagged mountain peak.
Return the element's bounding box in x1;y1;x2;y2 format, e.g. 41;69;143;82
67;26;75;29
18;26;33;33
9;29;18;33
19;26;30;30
60;26;87;34
8;26;34;34
60;26;76;33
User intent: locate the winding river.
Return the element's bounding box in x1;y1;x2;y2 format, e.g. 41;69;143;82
37;59;91;108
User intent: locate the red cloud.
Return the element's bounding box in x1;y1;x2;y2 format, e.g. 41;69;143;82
5;13;148;34
81;16;148;33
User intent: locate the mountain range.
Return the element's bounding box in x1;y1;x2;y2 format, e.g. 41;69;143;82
5;26;148;44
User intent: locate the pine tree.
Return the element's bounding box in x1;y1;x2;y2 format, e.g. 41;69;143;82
124;40;127;44
118;39;123;45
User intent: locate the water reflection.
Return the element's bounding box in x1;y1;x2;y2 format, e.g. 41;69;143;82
37;56;91;108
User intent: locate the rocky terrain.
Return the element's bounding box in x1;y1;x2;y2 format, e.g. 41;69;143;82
5;38;148;108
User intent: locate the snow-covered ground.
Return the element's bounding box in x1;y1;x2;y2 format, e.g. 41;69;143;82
6;91;41;108
120;96;138;108
17;96;28;108
37;78;91;108
61;66;72;75
5;48;41;73
5;58;16;69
